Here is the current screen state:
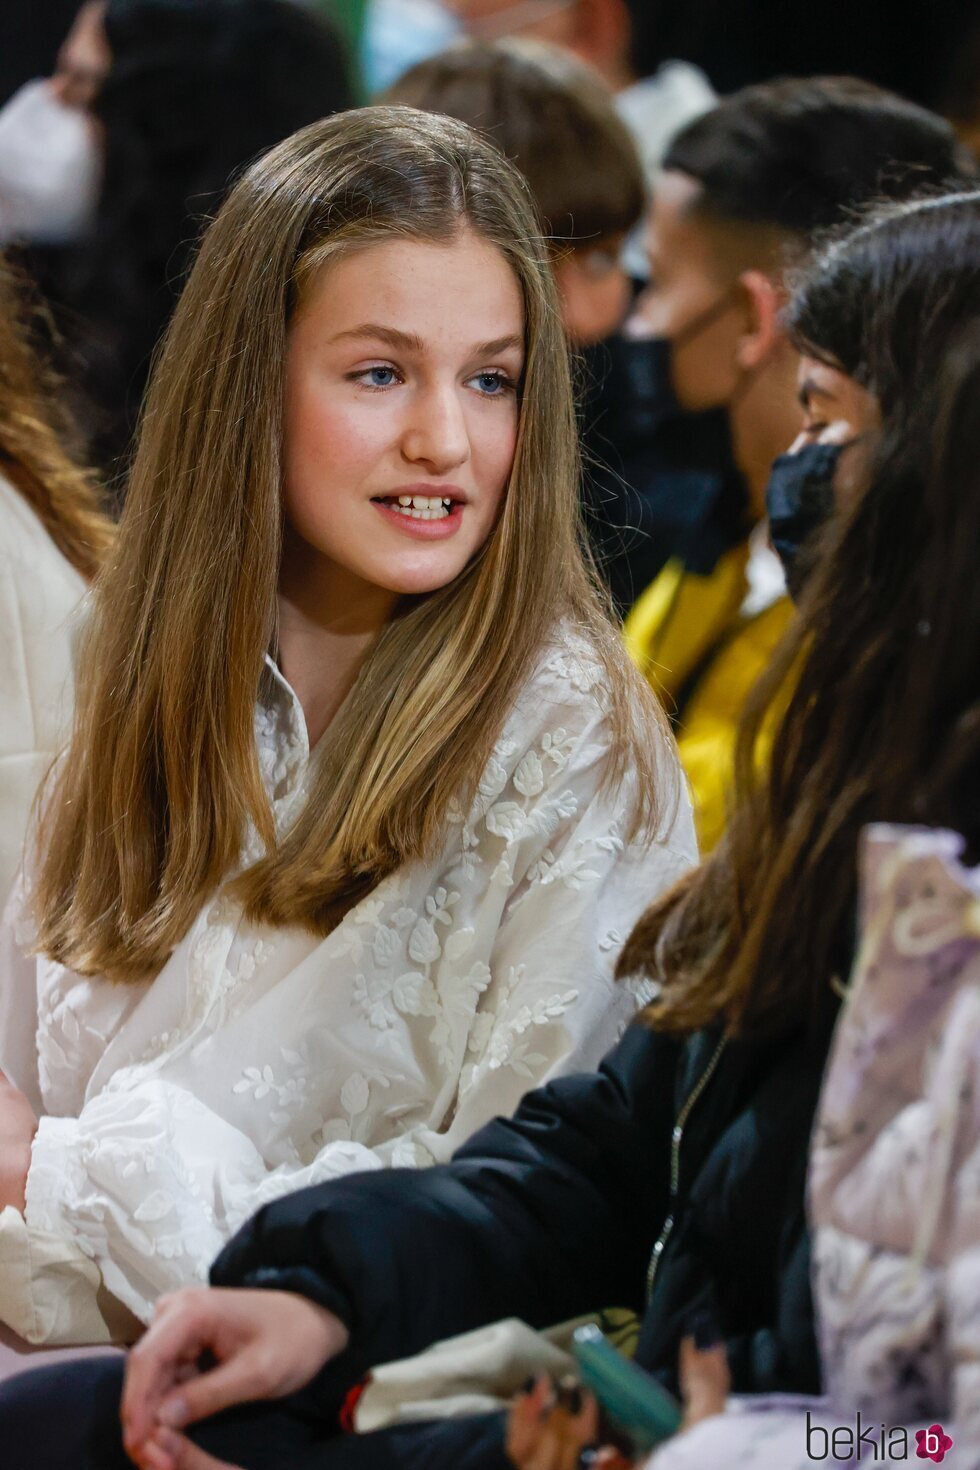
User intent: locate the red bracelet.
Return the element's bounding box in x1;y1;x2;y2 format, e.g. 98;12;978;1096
338;1377;369;1434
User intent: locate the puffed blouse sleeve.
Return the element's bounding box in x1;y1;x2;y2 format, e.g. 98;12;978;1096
0;869;140;1344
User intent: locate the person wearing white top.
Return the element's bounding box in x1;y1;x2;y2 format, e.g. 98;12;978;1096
0;475;86;913
0;631;693;1345
0;256;112;915
0;109;695;1347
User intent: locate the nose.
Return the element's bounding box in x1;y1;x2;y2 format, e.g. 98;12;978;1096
400;381;470;475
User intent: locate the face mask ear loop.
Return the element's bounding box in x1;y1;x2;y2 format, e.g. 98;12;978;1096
628;285;736;344
672;287;740;351
634;287;742;415
675;284;766;415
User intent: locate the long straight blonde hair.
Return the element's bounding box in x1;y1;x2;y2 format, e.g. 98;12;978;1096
34;107;670;984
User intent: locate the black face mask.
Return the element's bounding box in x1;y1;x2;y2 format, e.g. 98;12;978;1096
584;301;752;578
765;441;844;600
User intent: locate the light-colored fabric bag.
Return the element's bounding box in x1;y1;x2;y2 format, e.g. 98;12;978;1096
354;1309;639;1432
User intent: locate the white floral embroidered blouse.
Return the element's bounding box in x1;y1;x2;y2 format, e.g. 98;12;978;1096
0;632;696;1345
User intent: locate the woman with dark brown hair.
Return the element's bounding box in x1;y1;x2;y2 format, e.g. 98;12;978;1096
0;254;112;910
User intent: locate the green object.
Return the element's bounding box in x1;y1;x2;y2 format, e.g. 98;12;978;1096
572;1324;683;1453
318;0;369;100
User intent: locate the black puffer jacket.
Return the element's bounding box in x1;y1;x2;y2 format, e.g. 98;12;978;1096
212;1014;835;1412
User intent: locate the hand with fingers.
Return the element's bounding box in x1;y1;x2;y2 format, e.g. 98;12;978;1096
676;1326;730;1432
121;1286;350;1470
505;1375;634;1470
504;1324;731;1470
0;1069;38;1214
128;1426;241;1470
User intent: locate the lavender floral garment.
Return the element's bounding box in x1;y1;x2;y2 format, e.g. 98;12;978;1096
647;823;980;1468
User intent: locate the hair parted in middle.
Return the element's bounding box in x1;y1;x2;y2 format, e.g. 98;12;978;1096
34;105;670;984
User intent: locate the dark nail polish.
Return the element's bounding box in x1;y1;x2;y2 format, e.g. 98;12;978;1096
578;1448;600;1468
520;1376;536;1394
688;1308;722;1351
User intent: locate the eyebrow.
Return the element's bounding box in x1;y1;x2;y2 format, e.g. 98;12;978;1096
798;376;837;407
327;324;524;358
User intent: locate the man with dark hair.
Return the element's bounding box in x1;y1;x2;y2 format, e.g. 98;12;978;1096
589;77;972;849
595;75;971;607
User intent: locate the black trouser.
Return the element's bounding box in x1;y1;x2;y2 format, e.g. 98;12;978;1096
0;1356;510;1470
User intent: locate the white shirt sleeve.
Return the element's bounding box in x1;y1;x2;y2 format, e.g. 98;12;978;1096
0;872;136;1344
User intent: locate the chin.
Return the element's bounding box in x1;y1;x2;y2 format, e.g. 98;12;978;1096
367;562;465;597
387;571;465;596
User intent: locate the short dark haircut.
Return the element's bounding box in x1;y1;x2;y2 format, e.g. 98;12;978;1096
663;76;974;238
385;39;645;248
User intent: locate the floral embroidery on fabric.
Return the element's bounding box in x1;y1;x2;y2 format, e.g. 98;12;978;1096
8;633;696;1335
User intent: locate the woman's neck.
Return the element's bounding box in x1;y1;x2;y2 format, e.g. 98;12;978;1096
276;535;398;749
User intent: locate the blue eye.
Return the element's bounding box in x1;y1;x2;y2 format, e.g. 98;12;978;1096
363;366;397;388
470;371;515;397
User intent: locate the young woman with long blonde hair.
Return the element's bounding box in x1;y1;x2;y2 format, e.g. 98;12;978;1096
0;107;694;1348
0;254;112;910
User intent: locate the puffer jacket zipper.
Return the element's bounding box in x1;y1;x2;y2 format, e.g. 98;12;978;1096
645;1034;728;1301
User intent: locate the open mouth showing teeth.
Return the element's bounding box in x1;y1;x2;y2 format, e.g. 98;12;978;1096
372;494;458;520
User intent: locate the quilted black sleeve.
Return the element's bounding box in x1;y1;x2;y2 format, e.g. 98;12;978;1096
211;1023;677;1376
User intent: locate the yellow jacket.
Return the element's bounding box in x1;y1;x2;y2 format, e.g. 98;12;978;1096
624;544;794;853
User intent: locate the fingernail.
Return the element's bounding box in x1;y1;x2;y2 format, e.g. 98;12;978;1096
566;1386;583;1414
158;1396;189;1428
520;1375;536;1394
578;1448;601;1468
688;1308;722;1351
139;1439;173;1470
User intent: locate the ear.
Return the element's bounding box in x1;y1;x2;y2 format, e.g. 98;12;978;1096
733;270;786;371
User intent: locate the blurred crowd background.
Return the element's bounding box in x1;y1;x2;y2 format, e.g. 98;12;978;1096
8;0;980;111
2;0;979;487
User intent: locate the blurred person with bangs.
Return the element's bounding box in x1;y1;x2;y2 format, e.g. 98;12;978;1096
443;0;715;195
